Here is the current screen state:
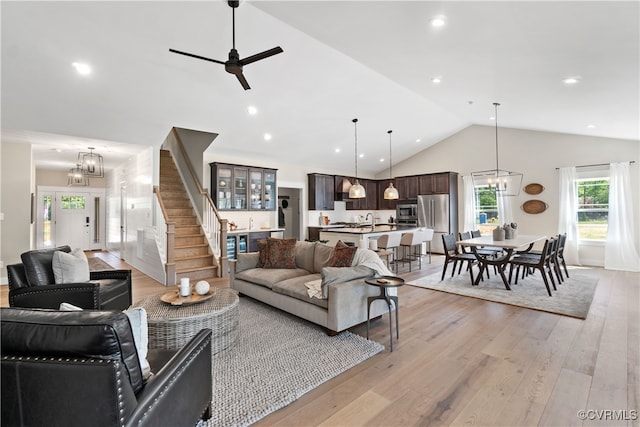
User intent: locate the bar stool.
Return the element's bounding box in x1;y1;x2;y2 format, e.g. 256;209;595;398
376;233;402;273
399;232;423;271
417;228;434;264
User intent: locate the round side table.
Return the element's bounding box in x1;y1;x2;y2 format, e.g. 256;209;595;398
133;288;239;354
364;276;405;351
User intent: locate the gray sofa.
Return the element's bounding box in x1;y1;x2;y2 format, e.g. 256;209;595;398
230;240;395;335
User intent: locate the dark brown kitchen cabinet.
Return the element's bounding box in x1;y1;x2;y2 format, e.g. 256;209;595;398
395;176;419;200
210;162;277;211
308;173;335;210
419;172;455;195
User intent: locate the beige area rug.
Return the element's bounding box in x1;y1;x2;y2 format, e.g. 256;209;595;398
408;266;598;319
87;257;114;271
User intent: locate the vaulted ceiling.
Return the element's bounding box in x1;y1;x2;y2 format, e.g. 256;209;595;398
2;1;638;175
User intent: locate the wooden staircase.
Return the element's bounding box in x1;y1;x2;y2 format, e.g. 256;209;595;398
159;150;218;283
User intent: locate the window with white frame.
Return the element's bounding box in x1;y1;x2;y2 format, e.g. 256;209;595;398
475;185;498;225
576;177;609;240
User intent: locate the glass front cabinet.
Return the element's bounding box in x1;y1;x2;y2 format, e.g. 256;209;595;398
210;162;277;211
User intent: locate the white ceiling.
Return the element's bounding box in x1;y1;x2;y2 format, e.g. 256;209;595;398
2;1;638;176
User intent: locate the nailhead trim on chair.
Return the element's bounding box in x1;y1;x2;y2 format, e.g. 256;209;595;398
9;285;100;308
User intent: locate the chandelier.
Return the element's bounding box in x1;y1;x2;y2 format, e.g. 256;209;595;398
78;147;104;177
383;130;399;200
348;118;366;199
471;103;523;196
68;163;89;186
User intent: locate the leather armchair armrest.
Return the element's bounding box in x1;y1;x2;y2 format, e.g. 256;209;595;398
9;283;100;309
90;269;132;306
128;329;213;427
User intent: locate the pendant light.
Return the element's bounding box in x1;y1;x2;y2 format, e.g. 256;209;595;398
68;163;90;186
383;130;399;200
78;147;104;178
471;103;523;196
348;118;366;199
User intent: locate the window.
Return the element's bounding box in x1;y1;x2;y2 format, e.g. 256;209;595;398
42;195;52;246
60;195;85;210
475;185;498;231
576;178;609;240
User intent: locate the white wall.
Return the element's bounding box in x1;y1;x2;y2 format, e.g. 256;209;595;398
36;169;107;188
0;142;34;283
381;125;640;266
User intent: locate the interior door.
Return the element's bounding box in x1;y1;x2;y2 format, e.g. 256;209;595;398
55;192;91;250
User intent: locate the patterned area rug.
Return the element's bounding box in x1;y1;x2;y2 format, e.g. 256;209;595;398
87;257;113;271
408;266;598;319
199;297;384;427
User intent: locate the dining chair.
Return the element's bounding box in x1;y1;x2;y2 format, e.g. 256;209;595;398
458;231;492;278
556;233;569;279
508;238;556;296
441;233;476;282
471;230;504;258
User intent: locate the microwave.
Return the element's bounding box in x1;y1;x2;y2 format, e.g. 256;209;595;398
396;202;417;221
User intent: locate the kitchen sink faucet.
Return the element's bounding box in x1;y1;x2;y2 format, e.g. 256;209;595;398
365;213;375;231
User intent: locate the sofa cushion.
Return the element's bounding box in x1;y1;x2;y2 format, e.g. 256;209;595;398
328;240;357;267
235;267;309;289
237;252;260;273
294;241;316;272
272;274;328;309
52;248;90;284
321;265;375;298
313;243;334;273
21;246;72;287
264;238;297;269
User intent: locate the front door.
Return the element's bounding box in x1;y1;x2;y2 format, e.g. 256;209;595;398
55;192;91;250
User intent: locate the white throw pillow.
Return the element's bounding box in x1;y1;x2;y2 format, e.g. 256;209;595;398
52;248;90;284
59;303;152;380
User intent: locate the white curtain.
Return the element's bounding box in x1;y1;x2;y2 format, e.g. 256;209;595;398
462;175;477;232
558;166;580;265
497;193;514;226
604;162;640;271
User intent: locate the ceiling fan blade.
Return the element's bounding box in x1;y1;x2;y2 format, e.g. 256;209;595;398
239;47;283;66
234;71;251;90
169;49;225;65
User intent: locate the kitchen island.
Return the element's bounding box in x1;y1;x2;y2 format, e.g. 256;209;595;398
319;225;417;248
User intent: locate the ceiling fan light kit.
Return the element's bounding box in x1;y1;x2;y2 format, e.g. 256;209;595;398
169;0;283;90
471;103;523;196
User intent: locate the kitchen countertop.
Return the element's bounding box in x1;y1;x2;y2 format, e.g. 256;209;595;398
321;225;415;235
227;228;284;235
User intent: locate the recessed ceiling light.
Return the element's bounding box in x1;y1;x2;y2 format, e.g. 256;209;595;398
359;153;364;158
562;76;580;84
489;116;496;121
429;15;447;27
431;76;442;84
263;133;272;141
416;139;421;143
379;158;385;162
247;106;258;115
72;62;91;75
334;148;341;153
587;124;596;129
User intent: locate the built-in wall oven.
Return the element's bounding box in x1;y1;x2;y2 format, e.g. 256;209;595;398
396;201;418;226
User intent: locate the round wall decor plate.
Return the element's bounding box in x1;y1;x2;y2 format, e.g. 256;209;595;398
524;183;545;195
522;199;548;214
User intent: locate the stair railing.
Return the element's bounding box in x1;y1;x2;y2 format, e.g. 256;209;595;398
165;129;229;276
153;186;177;285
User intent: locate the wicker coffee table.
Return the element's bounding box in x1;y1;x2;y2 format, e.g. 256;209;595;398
133;288;239;353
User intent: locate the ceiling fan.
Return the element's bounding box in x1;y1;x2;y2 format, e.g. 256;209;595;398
169;0;283;90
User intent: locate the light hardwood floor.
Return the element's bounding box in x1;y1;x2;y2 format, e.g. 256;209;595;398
2;252;638;426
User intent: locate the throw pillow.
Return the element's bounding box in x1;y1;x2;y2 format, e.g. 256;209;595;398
58;303;152;380
264;238;297;269
52;248;90;284
256;239;269;267
328;240;357;267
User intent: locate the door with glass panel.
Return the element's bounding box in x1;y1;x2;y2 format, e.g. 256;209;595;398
55;192;92;250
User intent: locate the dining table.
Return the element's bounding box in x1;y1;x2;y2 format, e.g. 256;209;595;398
457;234;547;289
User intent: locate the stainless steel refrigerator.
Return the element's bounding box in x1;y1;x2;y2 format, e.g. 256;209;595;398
417;194;453;254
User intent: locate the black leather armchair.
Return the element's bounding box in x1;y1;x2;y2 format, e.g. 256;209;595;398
1;307;213;427
7;246;132;310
